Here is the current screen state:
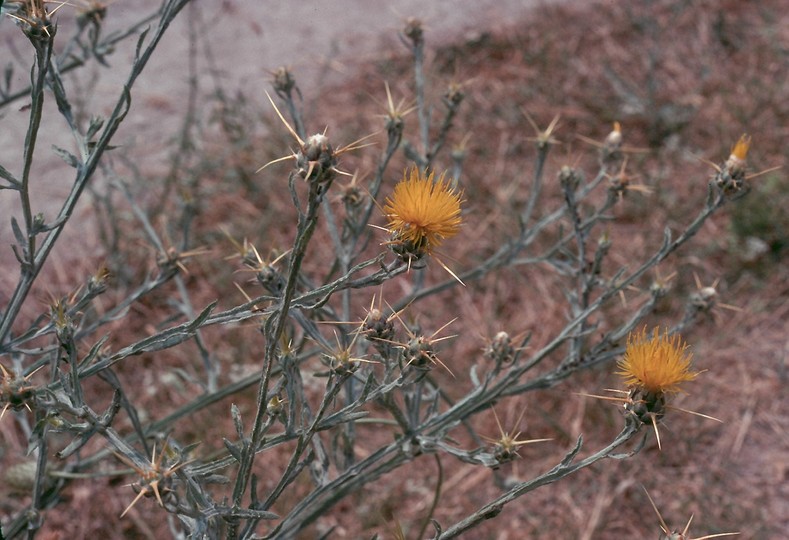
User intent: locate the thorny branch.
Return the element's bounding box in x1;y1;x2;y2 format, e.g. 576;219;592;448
0;7;756;540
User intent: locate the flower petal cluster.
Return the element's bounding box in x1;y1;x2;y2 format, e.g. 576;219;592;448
616;327;698;395
383;168;463;254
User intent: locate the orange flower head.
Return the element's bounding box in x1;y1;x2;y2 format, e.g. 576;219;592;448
616;327;698;395
384;168;463;254
604;121;623;148
730;134;751;162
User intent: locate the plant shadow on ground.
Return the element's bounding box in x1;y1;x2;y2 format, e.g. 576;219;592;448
1;0;787;538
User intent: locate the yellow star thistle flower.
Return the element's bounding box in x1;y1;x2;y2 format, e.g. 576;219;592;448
616;327;698;395
384;167;463;254
729;133;751;162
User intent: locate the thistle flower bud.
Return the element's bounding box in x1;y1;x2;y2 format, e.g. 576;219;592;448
724;134;751;180
266;394;286;419
558;165;582;192
272;66;297;96
77;1;108;26
87;265;111;296
485;331;515;364
649;279;670;299
12;0;57;42
716;134;751;196
402;336;437;372
403;17;424;46
324;348;360;377
0;365;36;414
363;308;395;343
492;440;520;464
51;300;74;346
256;264;285;295
444;82;465;108
604;121;623;149
688;285;717;314
297;133;337;184
601;122;624;167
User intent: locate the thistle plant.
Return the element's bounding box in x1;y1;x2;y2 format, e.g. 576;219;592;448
0;3;777;539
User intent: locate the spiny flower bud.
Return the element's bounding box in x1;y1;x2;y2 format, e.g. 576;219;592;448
324;348;360;377
272;66;297;95
0;364;37;415
363;308;395;343
297;133;337;184
601;121;624;167
724;134;750;180
256;263;285;295
444;82;465;108
558;165;582;192
12;0;57;42
484;331;515;364
87;265;111;296
403;17;424;45
51;299;74;346
266;394;286;419
401;336;437;372
715;134;751;196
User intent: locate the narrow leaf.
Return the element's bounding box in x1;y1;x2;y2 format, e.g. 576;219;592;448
52;145;80;168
